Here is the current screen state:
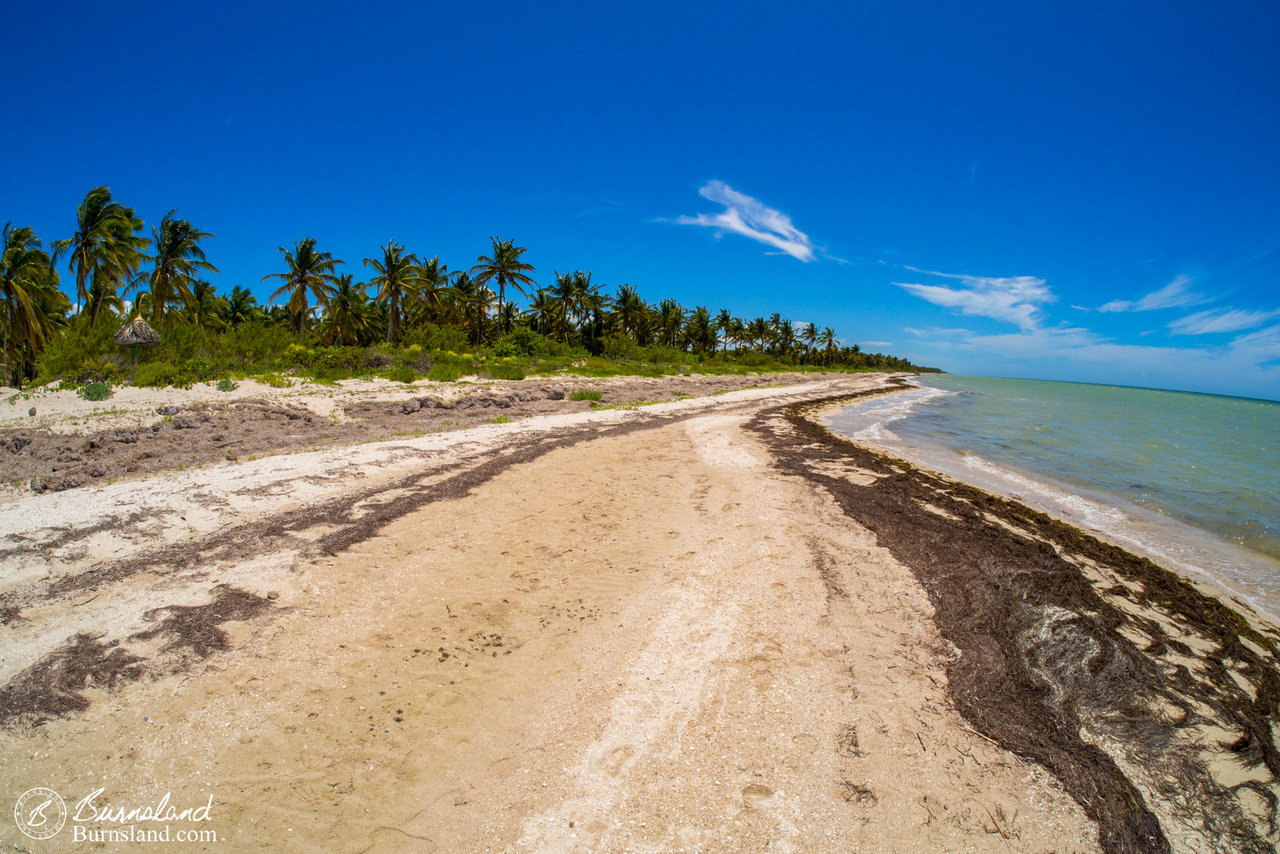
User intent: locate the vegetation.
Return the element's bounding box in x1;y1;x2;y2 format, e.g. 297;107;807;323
2;186;940;392
77;381;112;401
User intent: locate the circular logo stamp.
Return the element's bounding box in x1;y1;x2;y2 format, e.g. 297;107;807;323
13;787;67;840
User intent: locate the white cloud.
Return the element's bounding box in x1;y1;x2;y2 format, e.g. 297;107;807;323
1168;307;1280;336
901;324;1280;399
905;325;975;338
862;340;894;348
674;180;817;262
894;267;1054;331
1098;274;1207;313
1230;323;1280;364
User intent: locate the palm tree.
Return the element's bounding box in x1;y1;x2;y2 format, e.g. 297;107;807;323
496;301;519;335
1;224;63;387
52;186;148;323
656;300;684;348
147;210;218;328
224;286;259;327
774;319;797;359
445;272;495;345
471;237;535;327
684;306;716;355
747;317;770;352
263;237;341;338
319;274;373;346
365;239;418;344
528;288;562;337
613;284;647;344
715;309;734;354
550;272;579;343
800;322;818;363
817;327;838;365
729;317;746;354
183;280;227;330
410;255;452;327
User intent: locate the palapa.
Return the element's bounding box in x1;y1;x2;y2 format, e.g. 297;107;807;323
115;316;161;360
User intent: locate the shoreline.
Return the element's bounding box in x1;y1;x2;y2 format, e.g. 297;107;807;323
822;382;1280;626
2;373;1277;851
773;391;1280;851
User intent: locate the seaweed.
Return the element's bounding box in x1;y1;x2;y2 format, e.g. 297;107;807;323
751;391;1280;853
0;634;144;728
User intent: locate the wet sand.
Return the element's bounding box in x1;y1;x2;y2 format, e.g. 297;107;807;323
2;374;1277;851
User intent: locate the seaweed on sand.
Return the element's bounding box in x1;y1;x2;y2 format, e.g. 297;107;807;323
0;587;273;729
751;392;1280;854
0;634;144;728
133;586;273;659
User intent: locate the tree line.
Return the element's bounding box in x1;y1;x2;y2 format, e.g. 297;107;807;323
2;186;934;388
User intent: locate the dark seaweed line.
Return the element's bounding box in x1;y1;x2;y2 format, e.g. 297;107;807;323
751;392;1280;854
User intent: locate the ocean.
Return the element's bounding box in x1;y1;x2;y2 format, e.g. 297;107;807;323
825;375;1280;618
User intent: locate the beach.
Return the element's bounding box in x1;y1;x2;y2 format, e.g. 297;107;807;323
2;373;1278;852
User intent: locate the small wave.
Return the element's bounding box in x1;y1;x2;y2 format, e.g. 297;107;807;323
834;385;957;444
961;454;1126;530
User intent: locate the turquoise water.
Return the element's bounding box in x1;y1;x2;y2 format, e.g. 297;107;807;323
827;376;1280;612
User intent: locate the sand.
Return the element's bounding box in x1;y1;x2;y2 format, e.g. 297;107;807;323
1;372;1277;852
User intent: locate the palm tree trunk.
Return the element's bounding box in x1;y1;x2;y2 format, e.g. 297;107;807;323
2;307;10;389
75;262;87;317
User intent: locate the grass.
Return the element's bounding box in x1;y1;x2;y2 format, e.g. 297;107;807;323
487;364;526;381
487;415;513;424
570;389;603;401
382;365;417;384
257;372;292;389
77;382;112;401
427;363;464;382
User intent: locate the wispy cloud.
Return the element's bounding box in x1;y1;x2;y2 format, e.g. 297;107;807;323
861;340;894;348
894;267;1054;331
1167;307;1280;336
1230;323;1280;364
900;323;1280;399
674;180;817;262
1098;274;1207;313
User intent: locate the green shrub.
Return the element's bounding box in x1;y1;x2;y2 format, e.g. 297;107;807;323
285;343;313;366
77;382;112;401
642;345;686;364
488;415;513;424
257;372;292;388
427;363;464;382
363;344;395;369
223;323;294;365
488;364;526;381
34;322;117;385
382;365;417;384
403;323;468;352
492;327;563;358
134;362;190;389
601;333;641;361
215;378;237;392
570;389;602;401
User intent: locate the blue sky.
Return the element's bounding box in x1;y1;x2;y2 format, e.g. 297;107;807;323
6;1;1279;398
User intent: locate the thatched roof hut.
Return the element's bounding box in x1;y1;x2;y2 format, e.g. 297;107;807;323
114;316;161;349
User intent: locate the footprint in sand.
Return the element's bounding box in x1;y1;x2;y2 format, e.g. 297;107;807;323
742;782;776;809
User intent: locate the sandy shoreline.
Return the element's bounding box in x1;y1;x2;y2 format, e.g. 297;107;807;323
2;373;1278;851
821;385;1280;627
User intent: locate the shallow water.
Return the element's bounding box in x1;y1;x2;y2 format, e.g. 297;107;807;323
826;375;1280;619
